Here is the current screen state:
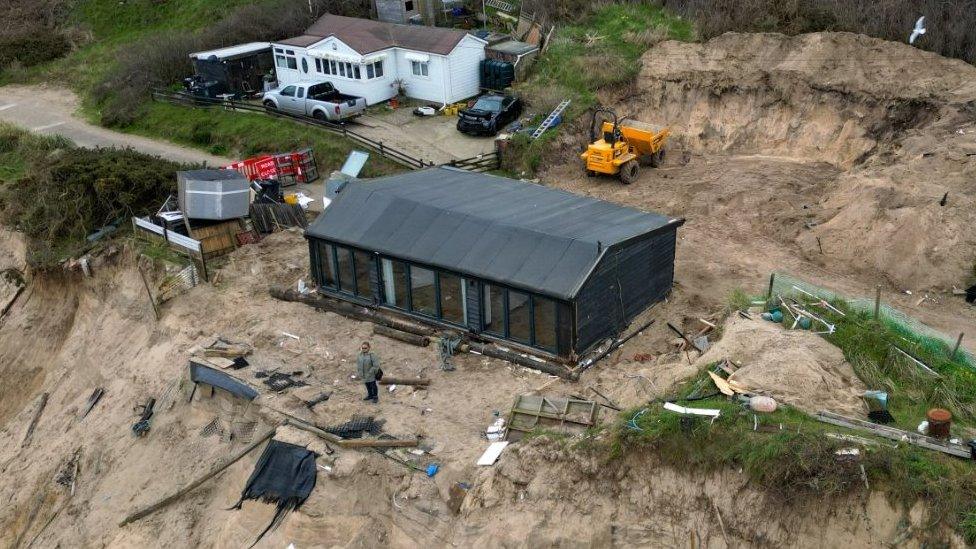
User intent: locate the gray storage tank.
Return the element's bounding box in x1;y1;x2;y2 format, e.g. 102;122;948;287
177;169;251;221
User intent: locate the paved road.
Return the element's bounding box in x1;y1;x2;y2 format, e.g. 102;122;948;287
0;84;231;166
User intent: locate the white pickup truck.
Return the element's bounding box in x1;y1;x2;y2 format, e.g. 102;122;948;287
261;82;367;122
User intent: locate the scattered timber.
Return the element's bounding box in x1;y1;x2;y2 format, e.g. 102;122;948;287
667;322;703;353
373;325;430;347
270;286;436;336
21;393;48;448
377;377;431;387
814;411;971;459
467;341;577;380
119;427;277;527
578;319;656;371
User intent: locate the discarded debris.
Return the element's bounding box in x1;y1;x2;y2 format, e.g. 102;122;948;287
505;395;597;441
255;370;307;392
229;439;318;547
131;398;156;437
202;338;253;359
303;392;331;409
477;441;509;466
323;416;384;439
814;411;971;459
862;390;893;424
748;395;777;413
663;402;721;418
80;388;105;421
120;427;277;527
21;392;48;448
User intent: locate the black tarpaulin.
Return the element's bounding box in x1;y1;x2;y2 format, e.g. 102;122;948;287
230;439;318;547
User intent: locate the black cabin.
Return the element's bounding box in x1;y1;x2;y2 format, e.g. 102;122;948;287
304;167;683;359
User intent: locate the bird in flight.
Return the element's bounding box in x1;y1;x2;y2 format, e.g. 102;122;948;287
909;16;926;44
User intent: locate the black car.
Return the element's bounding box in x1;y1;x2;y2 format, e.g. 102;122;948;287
457;94;522;136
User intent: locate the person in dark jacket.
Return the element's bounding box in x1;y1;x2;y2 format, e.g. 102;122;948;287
356;341;380;403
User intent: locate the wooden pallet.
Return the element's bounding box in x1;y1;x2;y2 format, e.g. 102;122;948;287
505;394;597;441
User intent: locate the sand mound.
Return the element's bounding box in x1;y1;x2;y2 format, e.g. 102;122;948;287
636;32;976;167
556;31;976;291
697;315;866;415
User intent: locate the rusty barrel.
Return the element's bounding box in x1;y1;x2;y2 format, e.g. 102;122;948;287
926;408;952;440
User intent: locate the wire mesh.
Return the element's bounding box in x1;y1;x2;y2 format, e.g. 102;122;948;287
768;272;974;367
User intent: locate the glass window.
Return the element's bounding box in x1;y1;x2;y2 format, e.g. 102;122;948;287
336;247;355;294
274;48;283;53
275;55;288;68
439;273;464;324
354;65;361;79
382;259;409;309
532;296;557;351
317;242;336;288
405;0;414;10
483;284;505;335
375;60;384;77
330;60;337;74
353;250;373;299
338;62;346;77
508;291;531;343
280;86;295;97
366;64;374;79
297;87;305;98
411;61;429;76
410;266;436;316
287;57;297;70
315;58;321;72
301;58;308;73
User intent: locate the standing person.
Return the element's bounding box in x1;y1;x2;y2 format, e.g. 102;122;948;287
356;341;381;403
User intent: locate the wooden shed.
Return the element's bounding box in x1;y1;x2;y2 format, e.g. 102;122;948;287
304;167;683;359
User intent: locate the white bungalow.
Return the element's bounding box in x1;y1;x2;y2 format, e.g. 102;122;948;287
271;14;487;105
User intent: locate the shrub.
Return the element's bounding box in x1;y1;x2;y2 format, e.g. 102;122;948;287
0;143;185;267
94;0;370;126
0;31;71;70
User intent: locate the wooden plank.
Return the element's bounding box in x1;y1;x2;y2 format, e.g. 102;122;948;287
377;377;430;386
119;426;277;526
338;437;420;448
814;411;971;459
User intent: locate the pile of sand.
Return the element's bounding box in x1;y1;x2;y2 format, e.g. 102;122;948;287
696;315;866;415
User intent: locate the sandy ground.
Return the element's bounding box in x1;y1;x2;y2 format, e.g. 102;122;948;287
2;31;976;548
544;31;976;353
1;229;959;548
0;85;232;166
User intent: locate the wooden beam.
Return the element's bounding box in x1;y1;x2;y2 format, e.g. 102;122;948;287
119;427;277;527
667;322;703;353
21;392;48;448
814;411;970;459
377;377;430;386
373;325;430;347
337;437;421;449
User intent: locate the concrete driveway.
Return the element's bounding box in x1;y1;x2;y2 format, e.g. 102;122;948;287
0;84;231;166
352;106;497;165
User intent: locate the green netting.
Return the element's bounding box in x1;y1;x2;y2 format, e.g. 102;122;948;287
768;272;974;367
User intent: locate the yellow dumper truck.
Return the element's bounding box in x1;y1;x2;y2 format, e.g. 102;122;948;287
580;107;669;184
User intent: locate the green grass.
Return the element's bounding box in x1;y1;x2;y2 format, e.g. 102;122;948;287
608;364;976;544
506;3;692;176
521;3;692;119
122;102;402;176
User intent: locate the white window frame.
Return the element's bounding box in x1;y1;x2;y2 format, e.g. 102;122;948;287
274;47;298;71
411;60;429;77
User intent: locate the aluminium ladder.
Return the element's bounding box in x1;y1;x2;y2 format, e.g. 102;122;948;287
530;99;571;139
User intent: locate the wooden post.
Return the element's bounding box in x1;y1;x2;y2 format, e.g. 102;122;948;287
953;333;965;358
766;273;775;301
874;285;882;320
137;266;160;321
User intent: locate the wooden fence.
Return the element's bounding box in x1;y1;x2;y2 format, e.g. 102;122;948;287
151;89;501;173
151;90;432;170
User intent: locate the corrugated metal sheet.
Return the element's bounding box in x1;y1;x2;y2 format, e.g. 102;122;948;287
305;167;681;300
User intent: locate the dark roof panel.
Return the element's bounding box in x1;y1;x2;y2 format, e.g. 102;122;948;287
284;14;473;55
306;167;680;299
